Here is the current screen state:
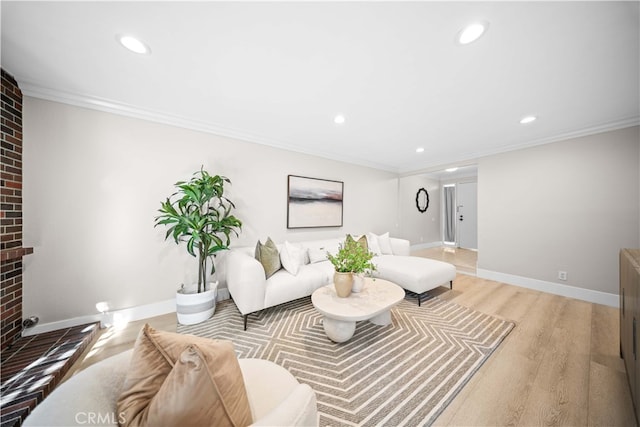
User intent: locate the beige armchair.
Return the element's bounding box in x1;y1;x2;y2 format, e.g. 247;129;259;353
23;349;318;427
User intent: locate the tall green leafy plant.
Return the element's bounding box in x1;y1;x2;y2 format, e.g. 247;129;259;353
154;168;242;293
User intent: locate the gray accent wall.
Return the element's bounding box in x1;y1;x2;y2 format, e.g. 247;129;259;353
478;125;640;295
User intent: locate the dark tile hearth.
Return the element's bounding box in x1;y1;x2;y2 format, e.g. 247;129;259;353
0;323;99;427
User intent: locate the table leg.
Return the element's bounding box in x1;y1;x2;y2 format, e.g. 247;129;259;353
323;317;356;343
369;310;391;326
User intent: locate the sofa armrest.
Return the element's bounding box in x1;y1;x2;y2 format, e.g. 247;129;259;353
390;237;410;256
226;250;267;315
250;383;318;427
23;350;133;427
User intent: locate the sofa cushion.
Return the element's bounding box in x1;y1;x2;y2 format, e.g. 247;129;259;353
280;241;307;275
264;261;334;308
255;237;282;278
117;325;252;427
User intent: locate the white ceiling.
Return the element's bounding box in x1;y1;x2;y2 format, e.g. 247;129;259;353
2;1;638;174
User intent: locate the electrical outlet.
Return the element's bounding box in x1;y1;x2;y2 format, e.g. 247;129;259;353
558;271;567;281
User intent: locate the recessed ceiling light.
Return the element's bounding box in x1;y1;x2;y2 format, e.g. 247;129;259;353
416;147;425;153
520;115;537;124
446;167;458;172
457;21;489;45
117;34;151;55
333;114;345;124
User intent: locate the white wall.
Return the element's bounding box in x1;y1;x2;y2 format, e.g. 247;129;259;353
478;126;640;298
21;96;640;326
22;98;398;324
397;174;440;246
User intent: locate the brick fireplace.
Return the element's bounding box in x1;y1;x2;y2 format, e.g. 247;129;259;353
0;70;100;427
1;69;32;352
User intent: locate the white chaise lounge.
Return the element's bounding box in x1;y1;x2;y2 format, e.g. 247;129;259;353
374;255;456;306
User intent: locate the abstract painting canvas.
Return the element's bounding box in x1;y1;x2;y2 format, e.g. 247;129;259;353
287;175;343;228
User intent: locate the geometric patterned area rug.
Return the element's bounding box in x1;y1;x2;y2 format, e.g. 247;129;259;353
178;295;514;427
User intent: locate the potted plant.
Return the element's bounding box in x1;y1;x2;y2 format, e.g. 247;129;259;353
327;237;376;297
154;167;242;324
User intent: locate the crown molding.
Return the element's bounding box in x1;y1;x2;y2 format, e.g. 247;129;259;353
471;115;640;161
400;115;640;176
19;81;398;174
20;81;638;177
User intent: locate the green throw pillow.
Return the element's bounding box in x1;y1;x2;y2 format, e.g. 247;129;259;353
346;234;368;252
255;237;281;279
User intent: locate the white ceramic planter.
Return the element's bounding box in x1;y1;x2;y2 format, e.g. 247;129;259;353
352;274;365;293
175;281;218;325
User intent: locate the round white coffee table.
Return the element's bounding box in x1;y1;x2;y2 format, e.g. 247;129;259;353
311;278;405;343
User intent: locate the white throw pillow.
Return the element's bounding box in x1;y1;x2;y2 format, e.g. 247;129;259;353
280;241;306;275
367;232;393;255
377;232;393;255
367;233;382;256
308;247;328;264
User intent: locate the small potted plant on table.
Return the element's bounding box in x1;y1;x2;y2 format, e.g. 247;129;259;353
327;237;376;297
154;167;242;325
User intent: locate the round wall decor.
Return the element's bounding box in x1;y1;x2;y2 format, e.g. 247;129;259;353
416;188;429;213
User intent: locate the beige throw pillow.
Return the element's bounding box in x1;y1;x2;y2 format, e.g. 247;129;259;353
346;234;368;252
255;237;281;278
117;324;253;427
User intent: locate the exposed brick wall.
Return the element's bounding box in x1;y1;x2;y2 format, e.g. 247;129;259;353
1;69;25;351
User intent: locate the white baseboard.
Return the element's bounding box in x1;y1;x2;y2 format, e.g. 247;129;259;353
23;299;176;337
22;313;103;337
476;268;619;308
23;289;233;337
217;287;230;301
410;241;443;251
456;269;477;277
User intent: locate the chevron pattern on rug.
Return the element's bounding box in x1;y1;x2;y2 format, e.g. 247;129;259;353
179;295;514;427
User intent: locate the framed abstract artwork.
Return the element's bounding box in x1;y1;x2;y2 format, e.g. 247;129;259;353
287;175;344;228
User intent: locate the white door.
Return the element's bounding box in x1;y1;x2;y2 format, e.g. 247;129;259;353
457;182;477;249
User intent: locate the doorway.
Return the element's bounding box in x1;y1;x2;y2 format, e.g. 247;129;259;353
457;182;477;250
442;181;478;250
443;184;456;245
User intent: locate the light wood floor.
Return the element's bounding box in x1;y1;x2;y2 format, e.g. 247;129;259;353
413;246;477;274
431;275;636;426
65;252;636;426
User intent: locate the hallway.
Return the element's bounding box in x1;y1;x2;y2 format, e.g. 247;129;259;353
413;246;477;275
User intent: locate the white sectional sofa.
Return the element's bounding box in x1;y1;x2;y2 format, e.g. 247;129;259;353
226;235;456;329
